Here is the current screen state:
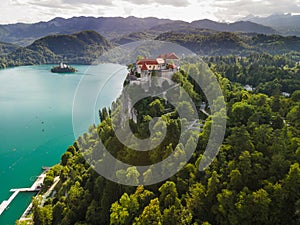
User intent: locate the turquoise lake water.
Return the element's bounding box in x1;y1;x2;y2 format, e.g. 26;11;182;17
0;64;127;224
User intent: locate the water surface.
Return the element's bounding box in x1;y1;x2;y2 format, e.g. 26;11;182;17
0;64;126;224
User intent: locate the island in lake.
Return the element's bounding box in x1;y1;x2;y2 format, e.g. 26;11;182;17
51;62;77;73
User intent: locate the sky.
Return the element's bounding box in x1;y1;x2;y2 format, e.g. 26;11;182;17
1;0;299;24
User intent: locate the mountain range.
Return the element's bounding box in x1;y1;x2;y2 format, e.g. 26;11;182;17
0;16;279;47
244;13;300;36
1;15;300;68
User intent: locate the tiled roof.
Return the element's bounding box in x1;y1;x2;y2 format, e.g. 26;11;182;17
137;59;158;65
141;63;148;71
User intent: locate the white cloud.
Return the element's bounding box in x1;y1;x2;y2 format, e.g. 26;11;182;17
212;0;300;21
0;0;299;24
27;0;113;8
123;0;191;7
62;0;114;6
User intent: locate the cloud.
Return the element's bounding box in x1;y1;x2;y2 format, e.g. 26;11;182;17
25;0;114;9
123;0;191;7
2;0;300;24
212;0;300;20
62;0;114;6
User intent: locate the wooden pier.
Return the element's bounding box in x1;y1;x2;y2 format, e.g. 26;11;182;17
0;167;49;216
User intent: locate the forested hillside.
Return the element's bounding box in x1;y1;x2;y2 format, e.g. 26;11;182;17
203;53;300;95
0;30;112;68
0;41;19;55
155;32;300;56
27;55;300;225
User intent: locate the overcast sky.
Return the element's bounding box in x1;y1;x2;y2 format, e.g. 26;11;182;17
1;0;299;24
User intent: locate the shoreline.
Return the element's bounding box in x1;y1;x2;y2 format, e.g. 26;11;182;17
0;167;50;216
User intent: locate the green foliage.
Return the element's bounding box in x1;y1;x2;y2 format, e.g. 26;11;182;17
287;103;300;128
0;30;112;68
157;31;300;56
30;56;300;225
204;53;300;95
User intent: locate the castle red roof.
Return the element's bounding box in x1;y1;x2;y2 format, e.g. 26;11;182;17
137;59;158;65
141;63;148;71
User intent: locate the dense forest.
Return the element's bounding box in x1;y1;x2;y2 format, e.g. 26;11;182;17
202;52;300;95
20;52;300;225
0;30;112;68
156;32;300;56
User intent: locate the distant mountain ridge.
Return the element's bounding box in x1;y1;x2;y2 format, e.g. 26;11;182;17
0;16;172;46
244;13;300;36
191;19;277;34
0;16;278;46
1;28;300;69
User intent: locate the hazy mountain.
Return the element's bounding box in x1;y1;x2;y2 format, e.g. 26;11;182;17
0;16;278;46
150;19;277;35
150;21;193;32
0;16;173;46
111;27;220;45
0;30;112;67
244;14;300;36
111;31;159;45
191;19;277;34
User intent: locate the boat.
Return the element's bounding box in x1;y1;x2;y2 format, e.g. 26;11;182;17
51;62;77;73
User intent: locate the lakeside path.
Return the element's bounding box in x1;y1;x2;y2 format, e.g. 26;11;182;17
19;176;60;222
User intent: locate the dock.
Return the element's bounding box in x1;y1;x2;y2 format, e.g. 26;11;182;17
0;167;49;216
0;191;20;215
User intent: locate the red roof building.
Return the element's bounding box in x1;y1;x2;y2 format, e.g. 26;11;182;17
141;63;148;71
136;59;159;65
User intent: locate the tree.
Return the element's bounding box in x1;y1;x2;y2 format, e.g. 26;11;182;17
158;181;180;209
281;163;300;223
32;196;53;225
52;201;66;224
216;189;237;225
110;193;139;225
86;200;102;225
133;198;162;225
61;151;72;166
229;169;243;190
226;126;255;153
291;90;300;102
287;103;300;127
187;183;206;223
231;102;255;125
42;170;54;192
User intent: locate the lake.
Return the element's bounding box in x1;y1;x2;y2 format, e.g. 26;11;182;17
0;64;127;225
